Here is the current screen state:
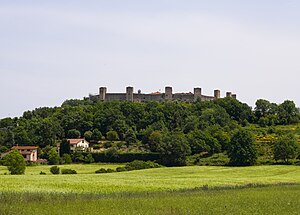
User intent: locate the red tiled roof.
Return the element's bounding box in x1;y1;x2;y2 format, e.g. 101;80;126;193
12;146;38;150
67;139;85;145
20;151;33;155
150;92;161;95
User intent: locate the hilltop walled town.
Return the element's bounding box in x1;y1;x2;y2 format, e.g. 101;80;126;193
88;86;237;102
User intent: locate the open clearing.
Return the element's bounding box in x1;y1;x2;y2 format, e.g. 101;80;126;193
1;165;300;214
0;165;300;194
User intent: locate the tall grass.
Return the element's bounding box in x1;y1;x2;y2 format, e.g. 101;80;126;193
1;185;300;214
1;165;300;194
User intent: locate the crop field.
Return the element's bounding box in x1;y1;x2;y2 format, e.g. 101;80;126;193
0;165;300;214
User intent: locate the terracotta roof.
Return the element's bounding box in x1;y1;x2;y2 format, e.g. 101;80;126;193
150;92;161;95
12;146;38;150
67;139;85;145
20;151;33;155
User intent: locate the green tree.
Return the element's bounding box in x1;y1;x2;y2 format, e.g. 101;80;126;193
278;100;300;125
158;132;191;166
47;148;60;165
67;129;81;138
84;131;93;142
125;128;137;146
3;150;26;175
106;130;119;141
148;131;162;152
274;135;299;163
59;139;70;157
62;153;72;164
228;129;257;166
91;129;102;142
84;153;95;164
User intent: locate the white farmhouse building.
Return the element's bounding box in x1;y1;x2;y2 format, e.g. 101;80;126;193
68;139;90;152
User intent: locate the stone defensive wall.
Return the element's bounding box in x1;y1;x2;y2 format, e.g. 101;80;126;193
88;86;237;102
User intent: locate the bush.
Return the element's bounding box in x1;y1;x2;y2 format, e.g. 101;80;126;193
106;168;115;173
3;150;26;175
125;160;161;171
61;169;77;174
50;166;60;174
61;153;72;164
95;168;107;174
84;154;94;164
116;167;127;172
40;171;46;175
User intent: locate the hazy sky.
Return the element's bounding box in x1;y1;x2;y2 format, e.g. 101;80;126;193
1;0;300;118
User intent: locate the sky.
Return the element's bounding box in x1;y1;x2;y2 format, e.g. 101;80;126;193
1;0;300;118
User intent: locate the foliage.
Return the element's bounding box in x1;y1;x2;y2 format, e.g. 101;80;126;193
148;130;162;152
228;129;257;166
0;146;8;153
83;131;93;142
158;132;191;166
106;130;119;141
50;166;60;174
95;168;107;174
124;160;161;170
59;139;70;157
116;167;127;172
47;148;60;165
67;129;81;138
274;135;299;163
106;168;115;173
61;153;72;164
3;150;26;175
84;153;94;164
61;169;77;174
190;153;230;166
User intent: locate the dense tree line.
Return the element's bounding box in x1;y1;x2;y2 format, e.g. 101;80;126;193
0;97;299;166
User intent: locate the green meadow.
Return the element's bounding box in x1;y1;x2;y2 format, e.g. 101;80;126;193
1;164;300;214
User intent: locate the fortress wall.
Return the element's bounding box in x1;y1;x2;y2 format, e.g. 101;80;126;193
201;95;215;101
105;93;126;101
134;93;164;102
173;94;194;101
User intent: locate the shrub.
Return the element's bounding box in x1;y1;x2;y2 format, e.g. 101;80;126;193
116;167;127;172
61;169;77;174
40;171;46;175
50;166;60;175
125;160;161;171
3;150;26;175
84;154;95;164
62;153;72;164
95;168;107;174
106;168;115;173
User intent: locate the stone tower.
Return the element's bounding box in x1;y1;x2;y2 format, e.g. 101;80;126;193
165;86;173;100
126;86;134;102
232;94;237;99
226;92;232;97
194;88;202;101
214;89;220;99
99;87;107;101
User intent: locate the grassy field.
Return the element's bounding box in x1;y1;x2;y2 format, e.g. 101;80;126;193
0;165;300;194
1;164;300;214
1;185;300;214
